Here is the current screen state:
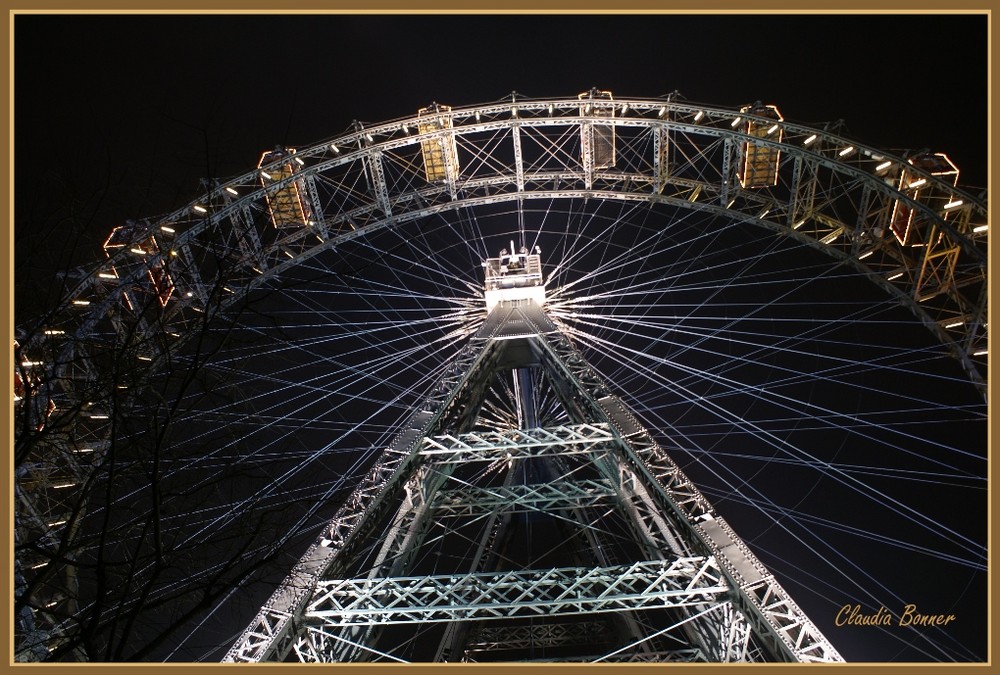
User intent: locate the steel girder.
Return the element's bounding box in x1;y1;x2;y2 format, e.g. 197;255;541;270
305;558;727;624
432;478;617;517
419;423;616;462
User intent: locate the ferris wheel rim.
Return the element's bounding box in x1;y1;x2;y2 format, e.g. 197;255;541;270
13;93;988;663
24;96;985;390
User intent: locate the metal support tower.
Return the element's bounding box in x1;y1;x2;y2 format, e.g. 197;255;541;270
223;251;843;663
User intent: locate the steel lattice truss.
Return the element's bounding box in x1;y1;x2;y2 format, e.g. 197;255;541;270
13;92;986;660
306;558;728;624
433;477;617;517
221;302;843;663
420;423;616;461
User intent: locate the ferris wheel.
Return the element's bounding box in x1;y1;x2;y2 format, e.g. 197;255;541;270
14;90;987;662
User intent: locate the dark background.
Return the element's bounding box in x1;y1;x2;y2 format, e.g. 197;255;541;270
12;11;990;663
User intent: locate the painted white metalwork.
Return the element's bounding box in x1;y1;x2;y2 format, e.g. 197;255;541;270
306;558;727;624
221;297;845;663
433;479;617;517
419;423;615;461
14;91;984;661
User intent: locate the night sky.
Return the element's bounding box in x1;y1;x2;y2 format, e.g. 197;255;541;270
12;11;990;663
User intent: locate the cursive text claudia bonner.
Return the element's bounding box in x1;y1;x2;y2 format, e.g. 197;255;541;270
836;604;956;628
